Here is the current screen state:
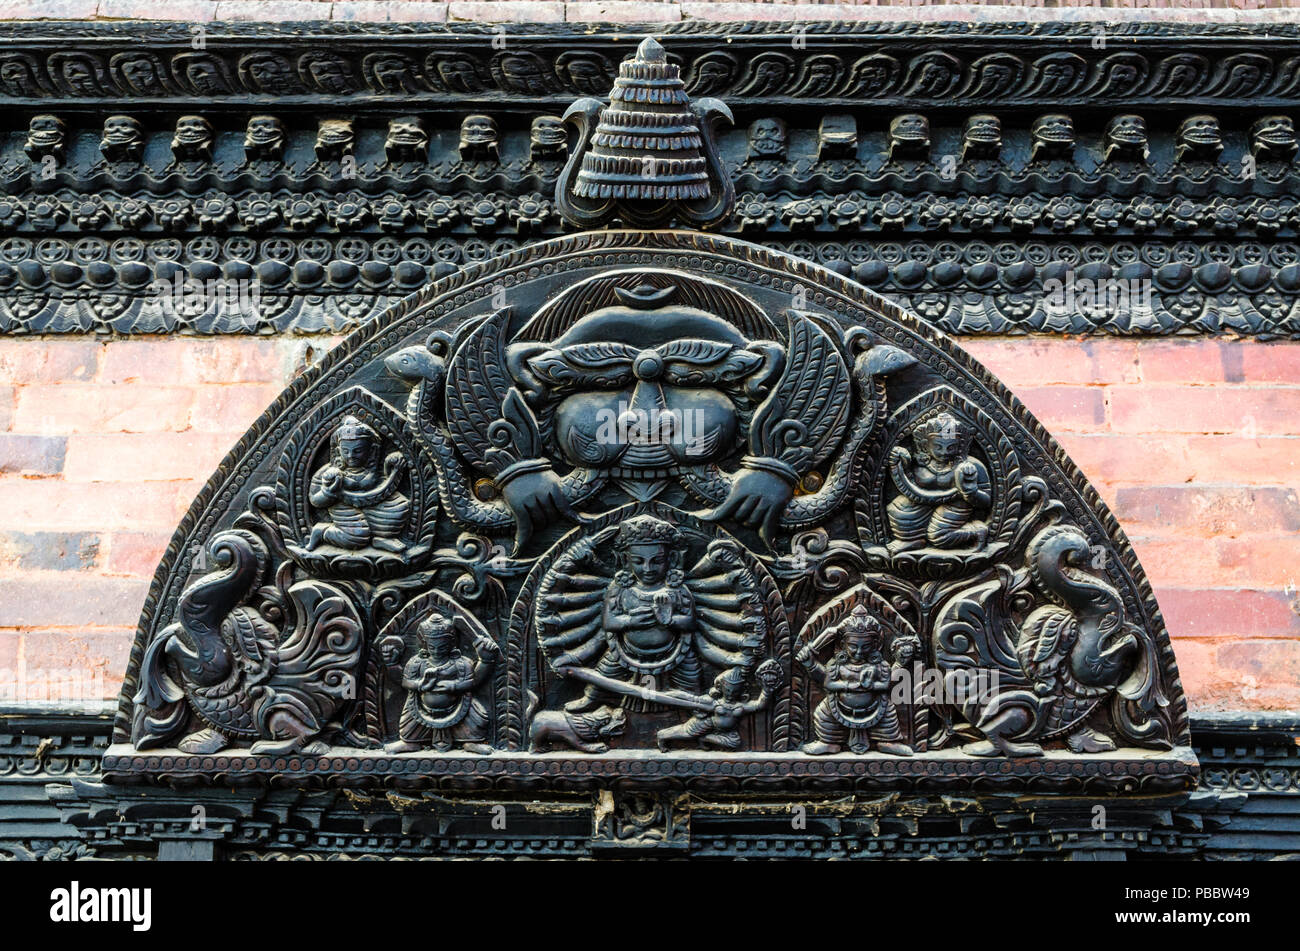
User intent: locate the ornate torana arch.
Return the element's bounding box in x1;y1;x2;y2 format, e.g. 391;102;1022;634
107;38;1196;798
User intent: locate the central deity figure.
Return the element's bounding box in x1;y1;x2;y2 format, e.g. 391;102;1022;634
566;515;699;713
525;504;786;749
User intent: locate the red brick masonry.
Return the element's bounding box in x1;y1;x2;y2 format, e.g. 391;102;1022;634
1;335;1296;711
5;1;1300;25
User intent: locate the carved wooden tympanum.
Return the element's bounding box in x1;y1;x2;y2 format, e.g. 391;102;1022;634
108;38;1196;801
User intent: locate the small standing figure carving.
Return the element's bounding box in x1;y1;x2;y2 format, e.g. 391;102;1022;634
306;415;410;553
530;115;567;162
1029;113;1074;163
170;115;213;163
745;117;787;162
886;411;990;553
459;114;500;162
243;115;285;162
1175;114;1223;164
385;613;499;755
961;114;1001;162
25;115;65;162
798;605;911;756
100;115;144;163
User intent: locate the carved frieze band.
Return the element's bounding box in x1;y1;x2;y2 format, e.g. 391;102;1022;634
4;21;1300;108
2;22;1297;336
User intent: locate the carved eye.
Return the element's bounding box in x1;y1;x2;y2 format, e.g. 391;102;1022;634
797;471;824;495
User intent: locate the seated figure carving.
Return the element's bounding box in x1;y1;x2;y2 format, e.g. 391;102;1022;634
306;415;410;554
886;412;990;554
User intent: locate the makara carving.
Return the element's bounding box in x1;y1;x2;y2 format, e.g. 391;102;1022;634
110;38;1195;797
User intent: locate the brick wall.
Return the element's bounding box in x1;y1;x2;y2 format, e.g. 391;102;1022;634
0;2;1296;712
4;0;1300;25
1;334;1296;711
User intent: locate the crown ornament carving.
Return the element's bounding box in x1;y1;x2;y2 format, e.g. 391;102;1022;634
555;37;735;231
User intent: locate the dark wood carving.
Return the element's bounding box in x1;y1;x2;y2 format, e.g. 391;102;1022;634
0;22;1297;337
93;38;1199;827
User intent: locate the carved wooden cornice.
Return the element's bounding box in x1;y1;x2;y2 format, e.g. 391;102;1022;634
4;20;1300;110
15;709;1292;859
1;20;1298;337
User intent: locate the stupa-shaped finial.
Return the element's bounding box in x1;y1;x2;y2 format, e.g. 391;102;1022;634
556;36;734;230
636;36;666;63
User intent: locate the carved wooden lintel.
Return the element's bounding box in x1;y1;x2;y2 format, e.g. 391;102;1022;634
76;40;1201;862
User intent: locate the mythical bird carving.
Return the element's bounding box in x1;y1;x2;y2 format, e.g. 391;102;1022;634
132;529;364;754
932;524;1168;756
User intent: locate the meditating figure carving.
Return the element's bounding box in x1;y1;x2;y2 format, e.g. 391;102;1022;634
306;415;410;554
886;411;990;553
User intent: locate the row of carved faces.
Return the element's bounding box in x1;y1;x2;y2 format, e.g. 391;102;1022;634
22;114;569;166
748;113;1299;165
24;111;1296;172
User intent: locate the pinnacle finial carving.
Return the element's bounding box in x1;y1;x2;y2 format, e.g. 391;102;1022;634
555;36;735;231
